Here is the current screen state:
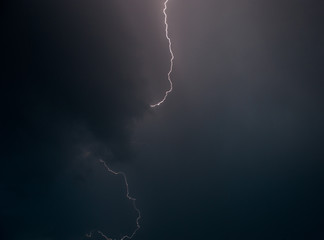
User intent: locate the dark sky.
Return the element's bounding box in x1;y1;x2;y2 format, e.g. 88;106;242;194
1;0;324;240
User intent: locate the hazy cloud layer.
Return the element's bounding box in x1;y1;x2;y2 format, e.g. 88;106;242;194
1;1;152;239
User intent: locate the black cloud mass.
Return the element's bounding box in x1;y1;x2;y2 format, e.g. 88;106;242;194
1;0;324;240
1;1;149;239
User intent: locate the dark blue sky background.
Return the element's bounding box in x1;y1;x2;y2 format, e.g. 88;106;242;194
1;0;324;239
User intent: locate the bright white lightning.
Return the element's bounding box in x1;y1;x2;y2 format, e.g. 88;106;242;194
87;2;174;239
151;0;174;108
86;159;141;240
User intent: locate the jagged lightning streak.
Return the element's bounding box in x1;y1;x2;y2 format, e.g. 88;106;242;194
87;2;174;239
151;0;174;108
86;159;141;240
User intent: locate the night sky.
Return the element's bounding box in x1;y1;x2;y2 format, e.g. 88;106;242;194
1;1;324;239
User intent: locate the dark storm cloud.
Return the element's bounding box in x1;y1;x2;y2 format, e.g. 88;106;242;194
132;1;324;240
1;1;152;239
2;0;324;240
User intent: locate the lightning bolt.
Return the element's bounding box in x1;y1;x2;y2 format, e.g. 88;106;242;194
86;159;141;240
87;2;174;239
151;0;174;108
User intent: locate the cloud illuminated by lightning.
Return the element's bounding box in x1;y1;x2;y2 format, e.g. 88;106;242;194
151;0;174;107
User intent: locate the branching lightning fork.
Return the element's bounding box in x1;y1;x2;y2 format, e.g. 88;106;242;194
86;159;141;240
151;0;174;107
